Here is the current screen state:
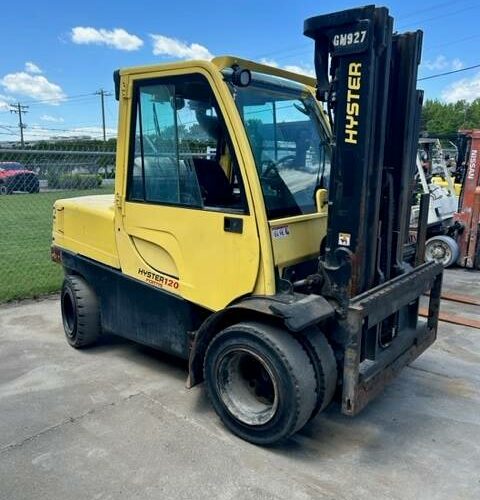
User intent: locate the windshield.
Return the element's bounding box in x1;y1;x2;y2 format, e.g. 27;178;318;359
229;72;331;219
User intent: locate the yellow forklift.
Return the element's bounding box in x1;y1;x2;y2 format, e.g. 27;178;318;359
52;5;443;444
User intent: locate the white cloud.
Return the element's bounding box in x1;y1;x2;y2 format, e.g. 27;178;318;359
40;114;64;122
259;58;315;77
25;62;42;74
423;55;464;72
259;58;279;67
0;93;10;111
451;58;464;71
283;64;315;77
25;125;117;141
424;55;448;71
71;27;143;51
150;34;213;60
0;72;66;104
441;71;480;103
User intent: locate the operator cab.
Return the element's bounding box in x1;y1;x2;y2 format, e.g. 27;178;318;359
118;59;333;302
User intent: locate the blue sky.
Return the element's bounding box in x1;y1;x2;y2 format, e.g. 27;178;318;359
1;0;479;142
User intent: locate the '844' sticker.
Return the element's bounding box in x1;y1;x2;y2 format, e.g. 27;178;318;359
272;226;290;239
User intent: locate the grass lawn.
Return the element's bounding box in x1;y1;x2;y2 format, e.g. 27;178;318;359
0;185;114;303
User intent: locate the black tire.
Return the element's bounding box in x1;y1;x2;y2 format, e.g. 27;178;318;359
300;327;338;421
61;275;101;348
425;235;459;267
29;178;40;193
0;183;8;195
204;321;317;445
10;175;20;192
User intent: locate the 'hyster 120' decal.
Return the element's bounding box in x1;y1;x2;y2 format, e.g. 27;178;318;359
345;62;361;145
137;268;179;290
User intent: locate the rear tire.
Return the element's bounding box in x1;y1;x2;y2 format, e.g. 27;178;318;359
425;235;459;267
29;178;40;193
204;321;316;445
61;275;101;348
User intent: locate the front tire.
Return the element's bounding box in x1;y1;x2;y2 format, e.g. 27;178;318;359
301;327;337;421
204;322;316;445
425;235;459;267
61;275;101;348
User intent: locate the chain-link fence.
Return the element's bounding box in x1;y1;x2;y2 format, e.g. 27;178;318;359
0;143;116;302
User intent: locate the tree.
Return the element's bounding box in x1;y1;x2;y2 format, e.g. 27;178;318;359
421;98;480;138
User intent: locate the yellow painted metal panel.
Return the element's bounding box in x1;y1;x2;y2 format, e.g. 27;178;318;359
120;202;260;311
269;214;327;273
52;195;120;268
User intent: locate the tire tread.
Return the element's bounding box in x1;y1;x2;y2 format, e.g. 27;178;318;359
62;275;100;348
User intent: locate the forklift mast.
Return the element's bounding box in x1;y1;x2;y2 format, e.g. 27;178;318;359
304;6;442;415
304;5;423;298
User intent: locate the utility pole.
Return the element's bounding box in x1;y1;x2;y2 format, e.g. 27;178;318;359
10;102;28;147
95;89;112;142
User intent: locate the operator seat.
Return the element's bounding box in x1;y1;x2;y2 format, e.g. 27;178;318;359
193;158;233;207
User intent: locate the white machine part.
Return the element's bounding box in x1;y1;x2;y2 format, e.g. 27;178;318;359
410;154;458;229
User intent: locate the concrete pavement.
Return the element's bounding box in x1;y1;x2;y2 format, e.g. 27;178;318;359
0;269;479;500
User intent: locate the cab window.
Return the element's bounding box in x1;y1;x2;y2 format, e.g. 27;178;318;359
230;73;331;220
128;73;247;213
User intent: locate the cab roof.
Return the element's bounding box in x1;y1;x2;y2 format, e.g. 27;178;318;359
118;55;316;88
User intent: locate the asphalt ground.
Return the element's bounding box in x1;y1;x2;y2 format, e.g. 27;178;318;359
0;269;479;500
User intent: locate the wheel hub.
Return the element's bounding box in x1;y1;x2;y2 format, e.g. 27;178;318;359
427;241;451;264
216;348;278;426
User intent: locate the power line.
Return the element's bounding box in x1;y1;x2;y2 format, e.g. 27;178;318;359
19;92;98;106
9;102;28;147
396;3;479;30
95;89;113;142
419;63;480;81
11;91;114;108
0;121;118;140
258;29;480;65
423;33;480;54
253;3;479;63
396;0;467;21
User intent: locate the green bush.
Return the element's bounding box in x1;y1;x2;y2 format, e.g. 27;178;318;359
46;170;61;189
48;173;102;190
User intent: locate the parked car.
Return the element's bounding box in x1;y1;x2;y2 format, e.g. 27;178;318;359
0;162;40;194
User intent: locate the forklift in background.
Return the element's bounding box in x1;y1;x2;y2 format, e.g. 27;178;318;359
51;5;443;444
418;137;461;196
425;130;480;269
411;145;458;238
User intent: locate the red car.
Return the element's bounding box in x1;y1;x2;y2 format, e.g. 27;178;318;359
0;162;39;194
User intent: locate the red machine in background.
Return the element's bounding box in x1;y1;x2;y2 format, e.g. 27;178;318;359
425;129;480;269
454;130;480;268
